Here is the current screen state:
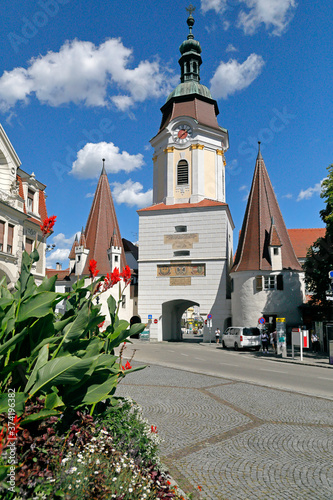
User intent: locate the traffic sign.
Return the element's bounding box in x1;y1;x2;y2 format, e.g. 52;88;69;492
154;319;158;324
258;317;265;325
207;314;212;319
329;270;333;279
148;314;152;320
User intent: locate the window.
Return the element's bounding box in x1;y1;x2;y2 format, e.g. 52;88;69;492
273;247;279;255
65;287;71;293
27;190;34;212
0;221;4;252
264;276;275;290
174;250;190;257
175;225;187;233
7;225;14;254
122;294;126;308
257;275;284;291
115;255;118;262
177;160;189;185
25;238;33;254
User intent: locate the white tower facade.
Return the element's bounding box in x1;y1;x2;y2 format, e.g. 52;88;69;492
138;12;234;341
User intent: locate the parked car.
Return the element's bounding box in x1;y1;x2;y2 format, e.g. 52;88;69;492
221;327;261;351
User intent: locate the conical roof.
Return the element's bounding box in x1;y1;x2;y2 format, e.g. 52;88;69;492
68;234;78;260
82;167;126;275
232;147;302;272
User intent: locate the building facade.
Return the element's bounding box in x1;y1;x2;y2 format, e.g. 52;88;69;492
138;12;234;341
0;124;49;288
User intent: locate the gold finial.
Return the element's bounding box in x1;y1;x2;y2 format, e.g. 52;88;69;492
186;4;196;16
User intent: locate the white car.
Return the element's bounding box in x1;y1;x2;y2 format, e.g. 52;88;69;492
221;327;261;351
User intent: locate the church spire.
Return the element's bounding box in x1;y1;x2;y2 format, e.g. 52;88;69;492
179;5;202;83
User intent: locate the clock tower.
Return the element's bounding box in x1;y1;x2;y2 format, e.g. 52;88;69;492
138;9;234;342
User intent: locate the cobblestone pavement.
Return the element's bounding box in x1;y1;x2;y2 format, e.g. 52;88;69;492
117;364;333;500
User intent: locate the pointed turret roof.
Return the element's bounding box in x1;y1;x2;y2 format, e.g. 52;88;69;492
82;165;126;275
232;146;302;272
68;234;79;260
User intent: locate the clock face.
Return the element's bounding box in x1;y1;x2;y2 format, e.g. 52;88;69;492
173;124;192;144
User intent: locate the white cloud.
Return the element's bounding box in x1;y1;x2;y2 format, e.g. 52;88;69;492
201;0;228;14
210;53;264;99
282;193;293;199
238;0;297;36
112;180;153;208
239;185;248;191
297;179;324;201
226;43;238;53
85;192;95;198
70;142;144;179
0;39;175;113
46;231;80;269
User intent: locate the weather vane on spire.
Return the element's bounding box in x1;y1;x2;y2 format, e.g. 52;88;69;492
186;4;196;16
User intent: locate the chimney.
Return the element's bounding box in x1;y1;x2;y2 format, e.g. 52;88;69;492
56;262;62;271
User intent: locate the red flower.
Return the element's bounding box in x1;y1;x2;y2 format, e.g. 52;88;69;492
103;268;121;291
125;360;132;370
120;265;131;285
89;259;99;278
151;425;158;434
198;485;202;491
97;321;105;329
40;215;56;236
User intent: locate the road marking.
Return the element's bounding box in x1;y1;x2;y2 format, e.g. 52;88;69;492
317;376;333;381
220;363;239;367
195;357;205;361
167;350;175;353
181;353;189;357
260;368;284;373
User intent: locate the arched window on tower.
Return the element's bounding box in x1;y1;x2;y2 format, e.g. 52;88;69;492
186;62;190;74
193;61;197;73
177;160;189;185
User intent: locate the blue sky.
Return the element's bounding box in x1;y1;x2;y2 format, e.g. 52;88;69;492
0;0;331;269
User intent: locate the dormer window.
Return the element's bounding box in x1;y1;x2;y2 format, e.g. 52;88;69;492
273;247;279;255
27;190;34;212
177;160;189;185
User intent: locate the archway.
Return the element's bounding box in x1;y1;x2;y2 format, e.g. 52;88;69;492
162;299;200;341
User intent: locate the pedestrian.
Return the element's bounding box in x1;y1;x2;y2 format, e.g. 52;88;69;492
261;330;269;353
215;328;220;345
272;330;277;354
311;332;320;353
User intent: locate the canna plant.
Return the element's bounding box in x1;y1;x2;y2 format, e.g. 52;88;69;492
0;217;145;422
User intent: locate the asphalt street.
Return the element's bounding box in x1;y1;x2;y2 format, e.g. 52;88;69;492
116;340;333;499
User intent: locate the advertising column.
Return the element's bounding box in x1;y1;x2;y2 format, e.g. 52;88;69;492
276;317;287;358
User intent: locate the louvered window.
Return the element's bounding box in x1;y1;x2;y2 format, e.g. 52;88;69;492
177;160;189;185
7;225;14;254
0;222;4;252
256;275;263;291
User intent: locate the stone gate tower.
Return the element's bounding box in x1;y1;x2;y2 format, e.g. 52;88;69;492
138;11;234;341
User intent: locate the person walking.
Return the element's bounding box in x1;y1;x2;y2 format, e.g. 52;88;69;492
261;330;269;353
272;330;277;354
215;328;220;345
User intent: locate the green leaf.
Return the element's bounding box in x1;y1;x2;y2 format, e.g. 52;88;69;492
108;322;145;351
53;314;75;333
31;336;61;356
0;327;28;356
20;409;61;425
37;275;57;292
62;303;90;342
30;248;39;263
17;292;58;323
0;297;13;309
45;391;65;410
25;344;49;392
29;356;95;396
0;392;26;415
77;374;118;406
107;294;117;318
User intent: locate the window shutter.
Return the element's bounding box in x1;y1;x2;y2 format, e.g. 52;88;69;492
256;275;263;291
277;275;284;290
177;160;189;185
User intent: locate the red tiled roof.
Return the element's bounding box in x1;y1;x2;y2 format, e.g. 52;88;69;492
45;268;71;280
138;198;227;212
82;168;126;275
68;235;79;260
270;225;282;246
288;228;326;259
39;189;48;221
159;97;220;132
232;150;302;273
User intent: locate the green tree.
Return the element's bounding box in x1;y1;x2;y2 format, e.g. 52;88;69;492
303;164;333;304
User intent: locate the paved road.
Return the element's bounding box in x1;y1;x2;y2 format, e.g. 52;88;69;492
121;340;333;400
116;341;333;499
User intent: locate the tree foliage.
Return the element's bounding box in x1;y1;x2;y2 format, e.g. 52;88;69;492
303;164;333;304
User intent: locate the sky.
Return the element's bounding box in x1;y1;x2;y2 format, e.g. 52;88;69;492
0;0;332;269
